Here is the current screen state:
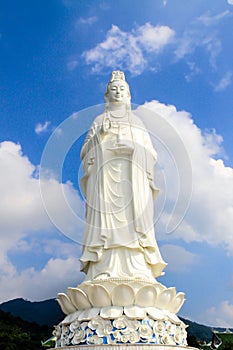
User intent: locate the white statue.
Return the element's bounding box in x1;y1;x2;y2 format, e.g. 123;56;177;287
80;71;166;282
54;71;189;348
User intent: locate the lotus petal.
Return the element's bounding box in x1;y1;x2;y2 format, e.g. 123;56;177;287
135;285;157;307
154;283;166;294
100;306;123;319
112;284;135;306
124;305;147;319
67;287;91;310
78;307;100;321
62;310;81;324
57;293;77;315
156;287;176;310
77;282;90;294
168;292;185;314
163;310;181;324
99;280;117;293
147;307;165;320
128;281;148;291
88;284;111;307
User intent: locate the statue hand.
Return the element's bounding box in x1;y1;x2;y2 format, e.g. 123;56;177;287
148;179;159;198
112;141;134;154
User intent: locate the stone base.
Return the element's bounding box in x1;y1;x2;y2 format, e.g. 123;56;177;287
48;345;199;350
53;315;188;347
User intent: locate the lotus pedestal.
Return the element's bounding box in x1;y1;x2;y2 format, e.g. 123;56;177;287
50;279;198;349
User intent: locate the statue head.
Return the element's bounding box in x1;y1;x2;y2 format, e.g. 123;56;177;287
105;71;131;109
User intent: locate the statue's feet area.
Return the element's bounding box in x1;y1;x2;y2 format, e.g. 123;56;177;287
55;279;187;347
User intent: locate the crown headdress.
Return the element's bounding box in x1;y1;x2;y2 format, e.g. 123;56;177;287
110;71;125;82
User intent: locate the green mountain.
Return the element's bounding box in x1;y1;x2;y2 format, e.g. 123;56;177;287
0;308;52;350
180;317;213;342
0;298;63;326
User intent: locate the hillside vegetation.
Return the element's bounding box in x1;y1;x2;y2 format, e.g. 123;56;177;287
0;309;52;350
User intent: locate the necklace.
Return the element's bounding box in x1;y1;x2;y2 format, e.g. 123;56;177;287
109;109;129;119
102;109;130;132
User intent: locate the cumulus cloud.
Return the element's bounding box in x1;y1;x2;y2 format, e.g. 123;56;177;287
140;101;233;252
0;256;83;302
214;71;232;92
83;23;175;75
82;15;228;77
0;142;51;244
200;300;233;327
0;142;83;247
160;244;198;272
0;141;84;302
227;0;233;5
9;235;81;261
35;121;51;134
136;23;175;52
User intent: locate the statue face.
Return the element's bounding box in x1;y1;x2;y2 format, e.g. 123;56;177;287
107;81;129;104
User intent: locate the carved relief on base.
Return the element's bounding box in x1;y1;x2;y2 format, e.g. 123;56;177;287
54;315;187;347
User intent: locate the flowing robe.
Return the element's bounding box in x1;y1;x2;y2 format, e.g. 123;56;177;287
80;111;166;281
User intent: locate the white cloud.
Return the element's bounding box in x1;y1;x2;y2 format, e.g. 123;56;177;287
174;11;230;69
175;27;221;69
227;0;233;5
0;142;51;244
10;237;81;260
197;10;230;26
140;101;233;252
185;61;201;82
0;141;85;302
200;300;233;327
0;256;84;302
83;23;174;75
136;23;175;52
160;244;198;272
42;238;81;258
0;141;83;248
214;71;232;92
77;16;97;25
81;15;230;79
35;121;51;134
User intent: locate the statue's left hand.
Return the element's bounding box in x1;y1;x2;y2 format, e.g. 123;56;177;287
111;141;134;154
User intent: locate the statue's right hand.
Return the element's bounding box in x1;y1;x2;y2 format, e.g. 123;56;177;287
101;118;111;133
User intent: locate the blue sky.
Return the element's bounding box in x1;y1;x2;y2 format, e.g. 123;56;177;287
0;0;233;327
